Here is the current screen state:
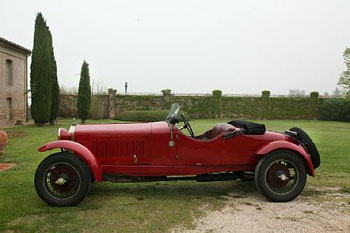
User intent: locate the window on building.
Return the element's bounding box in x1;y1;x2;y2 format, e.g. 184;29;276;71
6;59;13;86
6;98;13;121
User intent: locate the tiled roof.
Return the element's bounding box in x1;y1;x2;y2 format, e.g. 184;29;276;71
0;37;31;55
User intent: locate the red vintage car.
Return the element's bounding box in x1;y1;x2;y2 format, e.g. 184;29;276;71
35;104;320;206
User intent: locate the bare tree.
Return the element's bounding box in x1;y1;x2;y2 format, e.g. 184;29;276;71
90;79;107;119
289;89;306;97
338;48;350;97
333;87;341;97
60;85;77;94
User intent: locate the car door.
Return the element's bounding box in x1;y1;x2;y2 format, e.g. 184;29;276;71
175;129;262;166
176;130;225;165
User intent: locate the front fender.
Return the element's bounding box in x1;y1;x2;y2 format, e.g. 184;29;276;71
38;140;102;182
256;140;315;176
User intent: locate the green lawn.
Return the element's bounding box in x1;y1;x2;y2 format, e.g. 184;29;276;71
0;119;350;232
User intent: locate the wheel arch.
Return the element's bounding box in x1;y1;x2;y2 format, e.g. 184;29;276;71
256;141;315;177
38;140;102;182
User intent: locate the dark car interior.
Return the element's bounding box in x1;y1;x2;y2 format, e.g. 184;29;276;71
167;103;266;140
195;123;237;140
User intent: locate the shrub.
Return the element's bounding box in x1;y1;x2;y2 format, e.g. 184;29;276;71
261;90;271;119
261;90;271;97
161;89;171;95
310;91;319;98
319;98;350;122
115;110;190;122
309;91;320;119
212;90;222;118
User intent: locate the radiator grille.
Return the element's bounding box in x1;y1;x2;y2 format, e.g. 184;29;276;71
92;140;144;158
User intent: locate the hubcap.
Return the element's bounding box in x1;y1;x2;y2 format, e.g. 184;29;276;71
55;177;67;185
267;164;290;187
279;174;288;181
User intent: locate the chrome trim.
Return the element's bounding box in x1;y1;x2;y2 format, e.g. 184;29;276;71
285;130;297;136
167;175;196;178
68;125;76;141
57;128;61;140
169;124;175;147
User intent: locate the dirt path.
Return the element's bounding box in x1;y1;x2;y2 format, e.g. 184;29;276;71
174;187;350;233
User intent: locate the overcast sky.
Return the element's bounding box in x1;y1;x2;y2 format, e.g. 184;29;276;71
1;0;350;95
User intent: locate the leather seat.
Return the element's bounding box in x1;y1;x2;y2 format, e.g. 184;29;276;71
196;123;237;140
210;123;236;139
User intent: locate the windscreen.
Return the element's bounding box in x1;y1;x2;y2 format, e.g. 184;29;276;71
166;103;180;121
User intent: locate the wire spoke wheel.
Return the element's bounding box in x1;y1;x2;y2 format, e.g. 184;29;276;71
265;160;298;195
35;152;91;206
44;162;81;199
255;150;307;202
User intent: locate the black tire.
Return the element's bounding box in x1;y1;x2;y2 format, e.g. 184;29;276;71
289;127;320;169
255;150;307;202
34;152;91;206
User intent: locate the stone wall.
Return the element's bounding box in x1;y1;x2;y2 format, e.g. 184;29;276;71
59;94;109;118
58;94;77;117
59;90;324;120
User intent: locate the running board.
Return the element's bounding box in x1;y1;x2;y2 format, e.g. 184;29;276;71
103;172;251;183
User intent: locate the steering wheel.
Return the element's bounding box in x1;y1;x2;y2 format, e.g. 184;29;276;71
181;113;194;138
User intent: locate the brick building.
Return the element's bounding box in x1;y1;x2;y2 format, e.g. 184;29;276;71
0;37;31;125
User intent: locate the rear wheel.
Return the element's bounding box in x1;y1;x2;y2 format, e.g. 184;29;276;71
255;150;307;202
34;152;91;206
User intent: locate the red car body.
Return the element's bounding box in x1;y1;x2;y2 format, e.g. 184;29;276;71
39;122;315;181
35;104;320;206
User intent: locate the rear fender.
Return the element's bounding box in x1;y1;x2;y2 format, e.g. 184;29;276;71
256;140;315;176
38;140;102;182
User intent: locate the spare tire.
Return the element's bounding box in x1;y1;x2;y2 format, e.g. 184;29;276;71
289;127;320;169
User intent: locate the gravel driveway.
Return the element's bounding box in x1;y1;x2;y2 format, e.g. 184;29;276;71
173;186;350;233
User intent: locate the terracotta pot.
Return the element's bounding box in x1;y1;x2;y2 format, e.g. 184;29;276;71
0;130;8;154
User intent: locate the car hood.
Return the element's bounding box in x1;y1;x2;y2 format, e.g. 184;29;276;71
72;121;167;138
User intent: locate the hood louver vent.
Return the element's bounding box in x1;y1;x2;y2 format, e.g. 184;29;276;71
92;140;145;158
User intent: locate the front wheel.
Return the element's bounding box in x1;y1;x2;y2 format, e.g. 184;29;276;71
34;152;91;206
255;150;307;202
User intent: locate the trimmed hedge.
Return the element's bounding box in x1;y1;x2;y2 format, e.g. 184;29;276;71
62;91;350;122
319;99;350;122
261;90;271;97
221;96;262;119
115;110;190;122
171;96;212;119
161;89;171;95
310;91;319;98
262;90;270;119
269;97;311;119
212;90;222;118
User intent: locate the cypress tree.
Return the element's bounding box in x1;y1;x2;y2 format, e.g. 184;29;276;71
47;29;60;124
30;13;52;126
77;61;92;123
